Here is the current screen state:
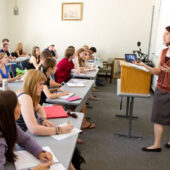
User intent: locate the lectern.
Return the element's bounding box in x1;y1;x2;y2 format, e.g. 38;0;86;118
120;61;151;94
115;61;151;140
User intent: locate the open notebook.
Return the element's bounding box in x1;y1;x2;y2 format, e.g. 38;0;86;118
14;146;66;170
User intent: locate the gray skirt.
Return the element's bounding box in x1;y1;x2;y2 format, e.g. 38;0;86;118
151;88;170;125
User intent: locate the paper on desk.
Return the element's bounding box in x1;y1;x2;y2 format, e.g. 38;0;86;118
58;93;74;99
52;123;81;141
14;146;59;170
129;63;149;72
50;163;66;170
67;82;85;87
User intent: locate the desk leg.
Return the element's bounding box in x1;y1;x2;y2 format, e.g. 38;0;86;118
115;97;143;140
116;97;138;119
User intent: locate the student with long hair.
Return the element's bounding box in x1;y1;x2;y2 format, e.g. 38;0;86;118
0;90;53;170
16;70;75;170
134;26;170;152
39;58;68;105
39;50;61;88
56;47;95;129
0;52;21;84
28;46;41;69
15;42;27;57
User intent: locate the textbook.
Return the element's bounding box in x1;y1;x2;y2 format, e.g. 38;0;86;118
44;105;68;119
14;146;66;170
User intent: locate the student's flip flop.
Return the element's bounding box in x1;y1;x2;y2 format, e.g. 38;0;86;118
82;122;95;129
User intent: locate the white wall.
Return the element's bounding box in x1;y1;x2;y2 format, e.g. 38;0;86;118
149;0;170;91
0;0;9;45
7;0;154;59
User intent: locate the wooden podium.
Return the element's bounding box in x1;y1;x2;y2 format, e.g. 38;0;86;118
120;61;151;94
115;61;151;139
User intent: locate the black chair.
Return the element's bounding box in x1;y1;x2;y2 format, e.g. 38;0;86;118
20;60;29;70
10;64;22;77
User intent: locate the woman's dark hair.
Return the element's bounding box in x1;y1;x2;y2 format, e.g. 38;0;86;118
89;47;97;53
166;26;170;32
39;58;56;73
0;90;18;163
40;49;52;59
65;48;75;59
32;46;40;62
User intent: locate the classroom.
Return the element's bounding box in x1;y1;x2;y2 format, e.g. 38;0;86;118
0;0;170;169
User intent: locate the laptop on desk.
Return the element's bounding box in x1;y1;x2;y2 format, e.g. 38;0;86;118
125;54;137;63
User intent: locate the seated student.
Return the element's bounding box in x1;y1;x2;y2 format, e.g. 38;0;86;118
0;90;53;170
28;46;41;69
56;47;95;129
55;47;76;83
0;52;21;84
39;50;61;88
1;38;9;47
16;69;76;170
0;43;14;60
88;47;97;61
14;42;27;57
39;58;69;105
45;43;58;59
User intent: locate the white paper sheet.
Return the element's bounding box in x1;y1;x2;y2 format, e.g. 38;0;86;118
67;82;85;87
129;63;149;72
50;163;66;170
52;123;81;141
58;93;74;99
14;146;59;170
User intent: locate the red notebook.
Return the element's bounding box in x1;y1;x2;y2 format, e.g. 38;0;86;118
43;105;68;119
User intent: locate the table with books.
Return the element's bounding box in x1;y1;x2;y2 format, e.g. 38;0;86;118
46;78;95;112
5;112;84;170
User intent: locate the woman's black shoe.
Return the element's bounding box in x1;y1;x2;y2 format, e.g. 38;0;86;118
141;147;161;152
165;143;170;148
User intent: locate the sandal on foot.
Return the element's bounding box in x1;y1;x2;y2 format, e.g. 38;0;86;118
82;122;95;129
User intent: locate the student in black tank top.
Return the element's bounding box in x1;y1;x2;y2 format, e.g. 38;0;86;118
38;58;68;105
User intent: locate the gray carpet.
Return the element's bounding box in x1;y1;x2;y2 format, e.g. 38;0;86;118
79;79;170;170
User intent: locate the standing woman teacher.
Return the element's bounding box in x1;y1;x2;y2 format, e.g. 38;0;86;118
134;26;170;152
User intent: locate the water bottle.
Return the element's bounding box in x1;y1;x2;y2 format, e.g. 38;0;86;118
2;79;8;90
94;56;98;63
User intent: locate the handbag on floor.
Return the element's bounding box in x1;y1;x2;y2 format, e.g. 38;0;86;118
72;147;86;170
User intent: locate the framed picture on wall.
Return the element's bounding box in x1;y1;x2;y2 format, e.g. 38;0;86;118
62;3;83;21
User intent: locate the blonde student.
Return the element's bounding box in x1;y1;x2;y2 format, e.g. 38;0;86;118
16;69;76;170
0;90;53;170
0;52;21;84
15;42;27;57
39;58;69;105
